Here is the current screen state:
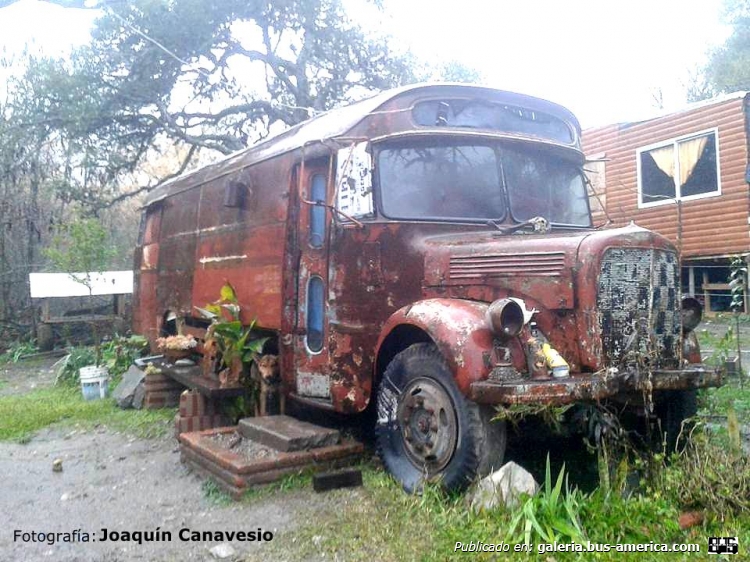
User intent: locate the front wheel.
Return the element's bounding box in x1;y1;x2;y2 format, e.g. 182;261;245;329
376;343;506;493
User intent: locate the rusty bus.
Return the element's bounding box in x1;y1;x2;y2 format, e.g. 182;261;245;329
133;83;721;492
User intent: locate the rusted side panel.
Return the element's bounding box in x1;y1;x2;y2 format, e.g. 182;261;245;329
192;225;285;328
582;97;750;259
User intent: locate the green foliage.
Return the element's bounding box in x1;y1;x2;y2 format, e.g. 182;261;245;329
506;458;586;546
650;429;750;519
54;346;97;385
0;341;39;364
0;385;174;442
55;335;148;385
201;479;233;505
199;282;267;371
702;1;750;94
44;217;116;290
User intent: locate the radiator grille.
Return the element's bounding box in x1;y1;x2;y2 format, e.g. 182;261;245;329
449;252;565;280
597;248;680;365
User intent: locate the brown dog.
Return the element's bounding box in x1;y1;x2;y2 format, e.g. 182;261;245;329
252;354;283;417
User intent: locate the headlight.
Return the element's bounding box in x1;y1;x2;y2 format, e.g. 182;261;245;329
681;297;703;333
486;299;524;337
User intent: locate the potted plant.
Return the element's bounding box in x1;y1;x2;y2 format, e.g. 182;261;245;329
155;334;198;363
196;283;267;388
44;218;116;399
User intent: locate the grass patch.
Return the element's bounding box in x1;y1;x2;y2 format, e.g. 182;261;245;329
0;385;175;442
700;378;750;425
201;479;233;505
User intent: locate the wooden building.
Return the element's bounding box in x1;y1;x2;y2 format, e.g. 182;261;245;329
582;92;750;313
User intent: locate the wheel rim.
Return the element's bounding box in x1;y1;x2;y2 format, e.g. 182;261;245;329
397;377;458;473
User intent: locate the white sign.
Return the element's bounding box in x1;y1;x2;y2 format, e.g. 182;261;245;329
336;142;373;218
29;271;133;299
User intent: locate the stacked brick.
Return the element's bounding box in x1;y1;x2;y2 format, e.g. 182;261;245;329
143;372;185;409
174;390;230;437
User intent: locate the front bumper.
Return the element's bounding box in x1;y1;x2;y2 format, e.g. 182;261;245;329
469;364;722;406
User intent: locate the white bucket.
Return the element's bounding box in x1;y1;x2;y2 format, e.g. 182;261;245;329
80;365;109;401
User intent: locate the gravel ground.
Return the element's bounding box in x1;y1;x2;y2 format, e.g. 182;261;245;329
0;426;304;562
0;358;320;562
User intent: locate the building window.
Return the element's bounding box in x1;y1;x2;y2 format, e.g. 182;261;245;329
637;130;719;207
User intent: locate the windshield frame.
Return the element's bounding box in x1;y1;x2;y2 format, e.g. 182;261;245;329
373;136;593;228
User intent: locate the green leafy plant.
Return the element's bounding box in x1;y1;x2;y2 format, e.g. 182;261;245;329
55;336;148;386
0;341;38;364
196;282;267;373
506;457;586;546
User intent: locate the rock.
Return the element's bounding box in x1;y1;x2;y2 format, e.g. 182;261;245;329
112;365;146;409
678;511;704;530
468;461;539;512
209;543;236;559
52;458;63;472
132;381;146;409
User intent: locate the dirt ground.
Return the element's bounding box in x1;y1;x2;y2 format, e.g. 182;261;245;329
0;358;341;562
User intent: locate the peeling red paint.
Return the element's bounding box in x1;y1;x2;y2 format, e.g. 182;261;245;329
132;84;720;417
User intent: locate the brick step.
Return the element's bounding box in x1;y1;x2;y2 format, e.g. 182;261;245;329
238;415;340;452
178;426;364;500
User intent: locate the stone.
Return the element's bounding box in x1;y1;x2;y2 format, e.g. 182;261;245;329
132;381;146;409
209;543;236;559
238;415;340;452
468;461;539;512
678;511;704;530
112;365;146;409
52;459;63;472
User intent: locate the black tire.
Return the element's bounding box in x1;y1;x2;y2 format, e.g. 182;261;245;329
654;389;697;453
376;343;506;493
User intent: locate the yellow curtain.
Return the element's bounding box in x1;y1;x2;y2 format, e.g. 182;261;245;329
678;135;708;186
648;144;675;178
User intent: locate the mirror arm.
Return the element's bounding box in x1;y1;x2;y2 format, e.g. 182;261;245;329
301;198;365;229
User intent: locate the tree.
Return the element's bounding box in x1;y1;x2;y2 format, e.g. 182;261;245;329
15;0;418;205
44;217;116;362
701;0;750;95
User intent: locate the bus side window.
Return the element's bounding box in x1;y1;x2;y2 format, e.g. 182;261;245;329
309;174;326;248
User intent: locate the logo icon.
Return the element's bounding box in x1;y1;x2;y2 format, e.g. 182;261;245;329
708;537;738;555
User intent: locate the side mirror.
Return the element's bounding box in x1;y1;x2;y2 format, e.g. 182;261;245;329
336;142;373;219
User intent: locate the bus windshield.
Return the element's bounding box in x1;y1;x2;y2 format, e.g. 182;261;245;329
378;142;591;227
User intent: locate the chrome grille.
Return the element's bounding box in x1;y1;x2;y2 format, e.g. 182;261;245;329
597;248;680;365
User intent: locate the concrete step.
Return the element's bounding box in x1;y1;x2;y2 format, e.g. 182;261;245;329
238;415;340;452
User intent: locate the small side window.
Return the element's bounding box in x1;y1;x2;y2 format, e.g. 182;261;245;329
306;276;324;353
309;174;326;248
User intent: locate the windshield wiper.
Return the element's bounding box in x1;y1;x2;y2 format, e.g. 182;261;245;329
492;216;551;236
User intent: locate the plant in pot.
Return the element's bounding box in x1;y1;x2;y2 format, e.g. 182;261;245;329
44;217;116;399
196;283;267;389
155;334;198;364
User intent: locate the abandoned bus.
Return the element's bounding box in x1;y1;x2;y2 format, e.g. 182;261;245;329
133;83;721;491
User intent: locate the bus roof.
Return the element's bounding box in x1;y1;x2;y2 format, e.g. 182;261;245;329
143;83;581;206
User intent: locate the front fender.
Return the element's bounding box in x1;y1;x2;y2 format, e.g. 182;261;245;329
375;299;494;395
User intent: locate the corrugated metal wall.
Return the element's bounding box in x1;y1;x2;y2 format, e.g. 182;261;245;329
582;97;750;259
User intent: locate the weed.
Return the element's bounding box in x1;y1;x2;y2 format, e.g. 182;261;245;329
0;341;38;364
506;457;586;546
201;479;232;505
0;386;174;442
649;427;750;519
55;336;148;386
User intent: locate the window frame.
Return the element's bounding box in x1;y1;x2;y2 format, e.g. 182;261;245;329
636;128;721;209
